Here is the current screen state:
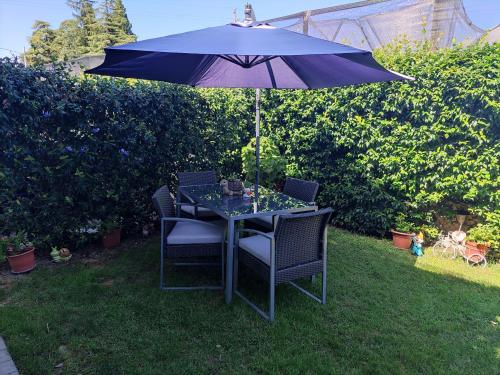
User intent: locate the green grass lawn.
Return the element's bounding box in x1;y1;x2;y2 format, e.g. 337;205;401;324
1;228;499;375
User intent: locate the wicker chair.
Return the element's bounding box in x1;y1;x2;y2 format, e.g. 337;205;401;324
177;170;218;219
250;177;320;229
153;185;225;290
235;208;332;321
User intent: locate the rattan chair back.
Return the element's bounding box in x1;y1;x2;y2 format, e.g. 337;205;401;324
283;177;319;203
178;170;217;186
152;185;176;234
274;208;332;270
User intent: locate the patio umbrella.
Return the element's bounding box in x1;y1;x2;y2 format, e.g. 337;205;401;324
86;21;411;193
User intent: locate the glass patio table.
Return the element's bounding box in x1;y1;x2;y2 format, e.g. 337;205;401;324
178;183;317;304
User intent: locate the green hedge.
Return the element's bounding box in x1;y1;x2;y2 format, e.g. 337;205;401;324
260;42;499;235
1;41;499;251
0;60;249;249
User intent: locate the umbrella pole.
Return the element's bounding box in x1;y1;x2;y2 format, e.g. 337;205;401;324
255;88;260;200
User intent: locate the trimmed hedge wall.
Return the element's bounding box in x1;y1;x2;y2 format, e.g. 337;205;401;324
0;61;251;248
260;42;499;235
1;41;498;250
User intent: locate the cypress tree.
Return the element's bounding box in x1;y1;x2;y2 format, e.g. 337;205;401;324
108;0;136;45
52;19;84;60
80;0;107;54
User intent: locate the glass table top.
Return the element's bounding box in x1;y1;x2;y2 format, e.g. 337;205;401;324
179;184;314;219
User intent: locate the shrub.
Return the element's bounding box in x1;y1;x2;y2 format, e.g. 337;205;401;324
261;41;499;235
0;59;239;249
394;213;415;233
1;41;498;252
241;136;287;188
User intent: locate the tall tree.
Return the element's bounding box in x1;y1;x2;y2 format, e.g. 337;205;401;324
79;0;108;54
25;0;137;63
100;0;114;46
52;19;84;60
25;20;56;65
107;0;136;45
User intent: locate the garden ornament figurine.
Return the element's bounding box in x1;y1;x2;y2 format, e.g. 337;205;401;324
411;232;424;256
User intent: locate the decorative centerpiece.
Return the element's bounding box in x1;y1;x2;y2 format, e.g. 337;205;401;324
220;175;244;196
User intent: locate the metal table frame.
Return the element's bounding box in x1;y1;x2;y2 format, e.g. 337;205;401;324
178;184;317;304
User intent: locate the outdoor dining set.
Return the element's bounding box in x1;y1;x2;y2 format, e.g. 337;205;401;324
88;14;409;322
152;171;332;321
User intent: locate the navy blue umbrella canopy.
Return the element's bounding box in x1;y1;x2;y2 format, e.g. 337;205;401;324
87;22;411;191
87;22;410;88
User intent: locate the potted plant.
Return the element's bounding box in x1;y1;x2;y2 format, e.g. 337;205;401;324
466;224;496;254
100;216;122;249
1;232;36;273
390;214;416;250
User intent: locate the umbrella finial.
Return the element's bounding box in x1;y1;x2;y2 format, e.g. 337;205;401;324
244;3;256;24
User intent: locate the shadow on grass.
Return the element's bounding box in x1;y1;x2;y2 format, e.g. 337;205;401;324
0;228;498;375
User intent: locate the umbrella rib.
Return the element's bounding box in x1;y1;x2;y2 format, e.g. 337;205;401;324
217;54;278;69
189;55;220;86
234;55;246;65
280;56;312;89
265;61;277;89
252;56;277;67
218;55;241;65
248;55;260;65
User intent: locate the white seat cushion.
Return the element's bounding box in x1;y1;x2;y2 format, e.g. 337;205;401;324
180;205;216;217
167;221;224;245
238;232;274;265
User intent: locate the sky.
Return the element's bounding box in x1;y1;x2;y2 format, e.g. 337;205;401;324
0;0;499;57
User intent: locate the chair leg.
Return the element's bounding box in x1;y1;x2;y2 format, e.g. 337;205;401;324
221;242;225;288
322;266;327;305
235;288;274;321
233;248;238;291
160;223;165;289
160;249;224;291
289;263;326;304
234;251;275;321
269;276;275;321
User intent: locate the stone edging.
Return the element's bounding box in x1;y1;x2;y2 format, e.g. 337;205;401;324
0;337;19;375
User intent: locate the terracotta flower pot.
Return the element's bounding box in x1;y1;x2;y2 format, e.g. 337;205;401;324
7;247;36;274
391;230;414;250
102;228;121;249
465;240;489;257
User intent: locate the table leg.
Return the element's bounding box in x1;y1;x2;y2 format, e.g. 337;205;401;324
225;218;235;304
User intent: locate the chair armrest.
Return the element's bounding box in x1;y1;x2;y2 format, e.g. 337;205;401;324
178;190;196;204
161;217;221;229
236;228;274;240
236;229;276;266
175;202;199;207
